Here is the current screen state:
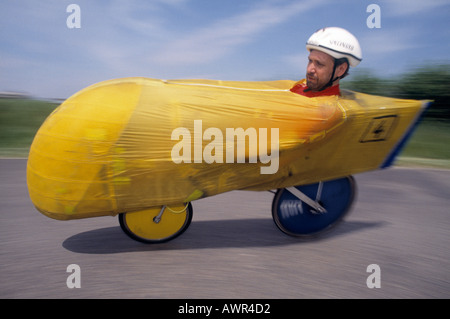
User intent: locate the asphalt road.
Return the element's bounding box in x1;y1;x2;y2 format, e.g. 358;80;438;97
1;159;449;299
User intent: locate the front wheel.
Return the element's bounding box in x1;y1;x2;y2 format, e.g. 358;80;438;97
272;176;356;237
119;203;193;244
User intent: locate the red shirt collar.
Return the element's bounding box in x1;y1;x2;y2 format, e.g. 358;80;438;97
290;79;340;97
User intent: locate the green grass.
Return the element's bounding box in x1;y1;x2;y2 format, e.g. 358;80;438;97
0;98;449;168
0;98;59;157
396;119;450;168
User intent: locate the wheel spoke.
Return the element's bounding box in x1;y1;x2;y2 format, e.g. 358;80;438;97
315;181;323;202
286;186;327;213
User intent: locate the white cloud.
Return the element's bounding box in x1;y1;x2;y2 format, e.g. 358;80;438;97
359;28;418;56
152;0;328;65
102;0;187;38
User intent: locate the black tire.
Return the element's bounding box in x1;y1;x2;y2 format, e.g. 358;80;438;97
272;176;356;237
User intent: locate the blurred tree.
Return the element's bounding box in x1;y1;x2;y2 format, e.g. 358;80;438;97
341;68;391;96
342;64;450;119
393;64;450;119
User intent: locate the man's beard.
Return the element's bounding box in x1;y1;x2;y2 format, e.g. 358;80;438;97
306;73;321;91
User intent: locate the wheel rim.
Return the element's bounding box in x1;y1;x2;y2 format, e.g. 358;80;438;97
272;177;356;237
119;203;192;243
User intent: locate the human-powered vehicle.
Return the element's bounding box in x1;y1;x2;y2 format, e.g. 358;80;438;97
27;77;430;243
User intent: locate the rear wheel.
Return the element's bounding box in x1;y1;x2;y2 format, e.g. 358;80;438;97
119;203;193;243
272;176;356;237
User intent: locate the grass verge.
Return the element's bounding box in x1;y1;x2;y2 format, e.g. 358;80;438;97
0;98;59;157
396;119;450;169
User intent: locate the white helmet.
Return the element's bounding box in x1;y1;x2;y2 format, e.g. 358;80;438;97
306;27;362;67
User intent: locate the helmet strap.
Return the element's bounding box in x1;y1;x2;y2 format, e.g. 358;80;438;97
316;58;349;92
318;62;338;92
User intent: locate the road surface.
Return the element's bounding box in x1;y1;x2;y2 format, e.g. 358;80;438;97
1;159;449;299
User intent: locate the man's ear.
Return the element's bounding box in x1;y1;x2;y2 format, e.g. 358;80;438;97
335;61;349;78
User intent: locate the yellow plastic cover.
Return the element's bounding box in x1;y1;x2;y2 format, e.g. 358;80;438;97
27;77;428;220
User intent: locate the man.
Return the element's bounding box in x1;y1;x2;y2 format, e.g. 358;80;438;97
291;27;362;97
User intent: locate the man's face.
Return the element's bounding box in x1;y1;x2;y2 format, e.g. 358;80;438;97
306;50;335;91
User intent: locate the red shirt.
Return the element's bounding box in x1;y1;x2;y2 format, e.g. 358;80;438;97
290;79;340;97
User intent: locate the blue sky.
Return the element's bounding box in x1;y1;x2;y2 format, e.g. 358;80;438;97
1;0;449;98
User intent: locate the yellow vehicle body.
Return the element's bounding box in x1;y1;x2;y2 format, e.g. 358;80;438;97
27;77;429;221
